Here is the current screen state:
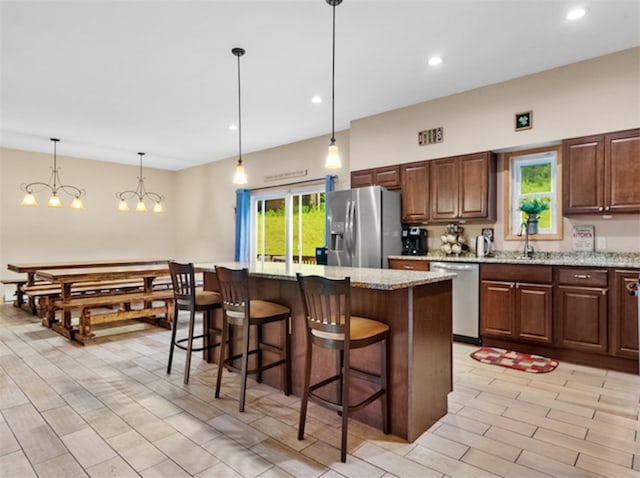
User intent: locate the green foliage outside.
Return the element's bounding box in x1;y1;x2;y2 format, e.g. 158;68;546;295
519;163;552;230
256;204;325;257
520;163;551;194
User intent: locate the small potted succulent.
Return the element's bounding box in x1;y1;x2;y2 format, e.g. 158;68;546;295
519;198;549;235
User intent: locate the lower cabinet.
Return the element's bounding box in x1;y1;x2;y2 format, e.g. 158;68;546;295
611;269;640;358
555;268;608;353
479;263;637;373
480;264;553;344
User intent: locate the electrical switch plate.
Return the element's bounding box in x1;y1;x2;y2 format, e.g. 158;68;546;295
596;236;606;251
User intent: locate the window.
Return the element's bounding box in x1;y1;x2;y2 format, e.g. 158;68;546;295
504;145;562;240
250;184;326;263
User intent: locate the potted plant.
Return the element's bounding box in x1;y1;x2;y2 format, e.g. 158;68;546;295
519;198;549;234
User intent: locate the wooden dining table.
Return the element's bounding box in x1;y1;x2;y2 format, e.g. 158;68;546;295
35;263;172;339
6;258;168;311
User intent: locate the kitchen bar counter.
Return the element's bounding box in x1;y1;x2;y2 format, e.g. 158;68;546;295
389;251;640;268
198;261;454;442
197;261;455;289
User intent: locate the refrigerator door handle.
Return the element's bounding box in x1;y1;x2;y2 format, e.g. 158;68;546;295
344;200;353;258
349;200;356;257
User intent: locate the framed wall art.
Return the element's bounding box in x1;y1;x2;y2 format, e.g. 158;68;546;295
515;110;533;131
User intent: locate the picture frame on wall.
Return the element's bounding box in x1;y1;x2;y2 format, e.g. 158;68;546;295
515;110;533;131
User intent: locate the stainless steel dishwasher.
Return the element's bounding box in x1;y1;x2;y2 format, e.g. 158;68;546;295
430;261;480;344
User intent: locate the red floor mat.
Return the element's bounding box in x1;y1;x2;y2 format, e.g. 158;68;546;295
470;347;558;373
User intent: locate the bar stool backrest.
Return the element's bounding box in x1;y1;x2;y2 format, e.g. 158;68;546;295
296;274;351;345
169;261;197;311
215;266;250;325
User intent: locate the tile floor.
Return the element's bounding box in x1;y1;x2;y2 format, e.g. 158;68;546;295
0;303;638;477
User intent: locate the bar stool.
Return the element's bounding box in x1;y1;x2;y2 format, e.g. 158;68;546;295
296;273;390;462
167;261;222;384
215;266;291;412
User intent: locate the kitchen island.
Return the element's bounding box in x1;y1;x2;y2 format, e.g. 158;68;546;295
198;261;455;442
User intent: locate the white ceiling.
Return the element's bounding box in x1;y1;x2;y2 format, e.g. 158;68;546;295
1;0;639;171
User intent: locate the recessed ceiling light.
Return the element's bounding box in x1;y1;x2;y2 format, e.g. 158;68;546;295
311;96;323;104
228;124;237;131
428;56;443;66
566;7;587;20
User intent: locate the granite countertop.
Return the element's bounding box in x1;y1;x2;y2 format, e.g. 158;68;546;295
389;251;640;268
196;261;455;291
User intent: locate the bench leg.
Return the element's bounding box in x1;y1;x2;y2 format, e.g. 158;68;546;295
14;283;26;308
74;309;95;345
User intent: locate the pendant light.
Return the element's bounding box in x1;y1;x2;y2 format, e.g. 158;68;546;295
20;138;86;209
325;0;342;169
232;47;248;185
116;152;164;213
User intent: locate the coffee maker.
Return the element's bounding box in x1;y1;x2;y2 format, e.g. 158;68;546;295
401;226;428;255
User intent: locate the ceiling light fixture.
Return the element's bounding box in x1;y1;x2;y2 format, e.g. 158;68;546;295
232;47;248;185
428;55;443;66
325;0;342;169
566;7;587;20
116;152;164;213
21;138;85;209
311;95;323;104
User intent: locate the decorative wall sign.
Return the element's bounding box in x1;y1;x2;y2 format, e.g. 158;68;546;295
264;169;308;182
515;110;533;131
418;126;443;145
572;225;595;251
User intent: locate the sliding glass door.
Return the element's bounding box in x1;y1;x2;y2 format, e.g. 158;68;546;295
251;185;325;264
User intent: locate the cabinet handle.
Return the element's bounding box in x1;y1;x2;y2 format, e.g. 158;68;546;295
605;206;610;211
573;274;591;279
598;207;603;212
510;283;515;289
602;289;608;295
404;265;414;270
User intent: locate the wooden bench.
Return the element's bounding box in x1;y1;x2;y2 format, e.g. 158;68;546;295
26;278;175;324
51;289;175;344
0;278;47;308
1;278;27;307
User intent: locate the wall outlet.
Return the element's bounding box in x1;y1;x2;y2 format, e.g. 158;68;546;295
596;236;606;251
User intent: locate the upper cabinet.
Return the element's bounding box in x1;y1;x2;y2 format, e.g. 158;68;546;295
400;161;430;223
563;128;640;215
430;152;496;222
350;165;400;190
352;152;496;224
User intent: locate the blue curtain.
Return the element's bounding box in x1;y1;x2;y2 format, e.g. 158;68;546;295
324;175;335;247
234;189;250;262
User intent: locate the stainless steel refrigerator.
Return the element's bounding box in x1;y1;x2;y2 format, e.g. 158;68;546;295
327;185;402;268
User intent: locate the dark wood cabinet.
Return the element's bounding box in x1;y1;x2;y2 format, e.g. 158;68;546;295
480;280;515;338
480;263;637;373
563;128;640;214
610;269;639;359
480;264;552;344
430;152;496;222
555;268;608;353
400;161;430;222
350;165;400;190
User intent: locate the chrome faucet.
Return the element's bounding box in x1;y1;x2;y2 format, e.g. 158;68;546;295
517;221;534;259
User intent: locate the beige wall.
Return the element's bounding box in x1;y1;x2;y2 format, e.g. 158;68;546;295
173;130;351;262
1;48;639;299
350;48;640;169
0;147;177;291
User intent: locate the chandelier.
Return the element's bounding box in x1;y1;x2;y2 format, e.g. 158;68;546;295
21;138;86;209
116;152;164;213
